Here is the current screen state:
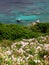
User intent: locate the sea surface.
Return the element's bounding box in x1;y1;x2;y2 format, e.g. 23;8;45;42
0;0;49;25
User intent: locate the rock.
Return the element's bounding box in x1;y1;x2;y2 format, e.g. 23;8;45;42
36;19;40;23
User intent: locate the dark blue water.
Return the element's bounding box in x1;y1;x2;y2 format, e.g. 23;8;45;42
0;0;49;24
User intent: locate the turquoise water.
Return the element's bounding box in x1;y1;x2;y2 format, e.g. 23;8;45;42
0;0;49;24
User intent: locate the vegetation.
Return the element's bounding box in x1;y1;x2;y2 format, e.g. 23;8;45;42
0;23;49;40
0;36;49;65
0;23;49;65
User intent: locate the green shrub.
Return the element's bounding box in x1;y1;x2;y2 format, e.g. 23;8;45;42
0;24;38;40
37;23;47;33
0;23;49;40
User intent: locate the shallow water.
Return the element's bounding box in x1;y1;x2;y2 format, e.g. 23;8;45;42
0;0;49;24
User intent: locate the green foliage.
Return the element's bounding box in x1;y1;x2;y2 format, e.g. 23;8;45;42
0;24;38;40
30;24;40;32
38;50;49;59
30;23;49;33
28;59;37;65
0;23;49;40
0;40;13;47
0;57;3;65
37;23;47;33
16;44;22;49
20;62;24;65
27;46;35;55
6;59;12;65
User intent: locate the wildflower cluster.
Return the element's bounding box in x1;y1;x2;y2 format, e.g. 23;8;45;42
0;36;49;65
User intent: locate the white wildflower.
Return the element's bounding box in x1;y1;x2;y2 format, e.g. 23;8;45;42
11;43;16;49
4;58;8;62
21;41;29;47
18;48;24;54
17;57;23;64
25;57;29;61
12;55;16;62
44;44;49;50
36;46;41;51
34;59;40;63
42;39;45;42
5;50;11;55
28;54;33;59
28;39;34;42
30;42;34;45
44;55;47;59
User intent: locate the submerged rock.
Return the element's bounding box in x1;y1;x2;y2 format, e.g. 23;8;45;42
16;18;22;23
16;20;21;22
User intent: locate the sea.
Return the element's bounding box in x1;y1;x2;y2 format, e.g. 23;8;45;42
0;0;49;25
